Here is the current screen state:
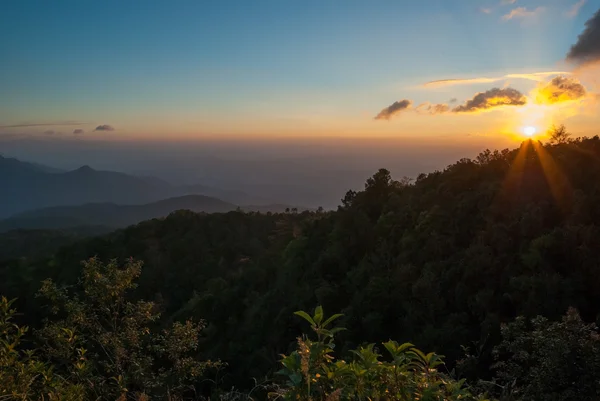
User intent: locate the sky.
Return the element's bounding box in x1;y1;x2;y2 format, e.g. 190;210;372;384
2;0;600;144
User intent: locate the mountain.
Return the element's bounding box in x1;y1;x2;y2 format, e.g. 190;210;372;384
0;195;237;232
0;154;62;175
0;156;266;218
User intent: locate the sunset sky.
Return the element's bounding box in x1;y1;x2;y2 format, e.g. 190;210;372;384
1;0;599;143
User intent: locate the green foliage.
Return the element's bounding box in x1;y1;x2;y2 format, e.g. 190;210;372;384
493;307;600;401
35;257;220;400
0;258;220;400
0;296;85;400
275;307;492;401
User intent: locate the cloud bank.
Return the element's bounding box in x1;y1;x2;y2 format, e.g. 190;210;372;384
567;8;600;65
73;129;85;134
375;100;412;120
375;87;529;119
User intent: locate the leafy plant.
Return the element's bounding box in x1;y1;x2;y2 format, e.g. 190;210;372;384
36;257;220;400
274;306;492;400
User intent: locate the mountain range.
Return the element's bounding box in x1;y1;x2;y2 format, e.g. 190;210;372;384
0;155;275;219
0;155;310;231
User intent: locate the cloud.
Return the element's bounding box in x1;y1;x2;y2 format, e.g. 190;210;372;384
453;87;527;113
94;124;115;131
533;76;587;104
43;130;55;135
375;100;412;120
0;121;85;129
423;71;571;87
73;129;85;134
480;8;493;14
502;6;544;20
567;0;587;18
425;77;498;87
417;103;450;115
501;0;517;4
449;98;458;104
566;8;600;65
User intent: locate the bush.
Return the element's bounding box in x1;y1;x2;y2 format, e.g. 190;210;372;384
493;307;600;401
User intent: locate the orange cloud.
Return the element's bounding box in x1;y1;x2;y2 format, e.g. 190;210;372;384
533;76;587;105
453;87;527;113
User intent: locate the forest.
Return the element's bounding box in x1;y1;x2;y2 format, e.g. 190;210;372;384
3;131;600;400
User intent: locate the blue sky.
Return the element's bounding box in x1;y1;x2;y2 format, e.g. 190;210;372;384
1;0;598;139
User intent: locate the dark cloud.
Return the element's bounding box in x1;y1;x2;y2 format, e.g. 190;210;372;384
449;98;458;104
375;100;412;120
453;87;527;113
94;125;115;131
0;121;85;129
534;76;587;104
44;130;55;135
567;8;600;65
73;129;85;135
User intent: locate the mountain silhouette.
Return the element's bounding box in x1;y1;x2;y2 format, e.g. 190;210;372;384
0;156;267;218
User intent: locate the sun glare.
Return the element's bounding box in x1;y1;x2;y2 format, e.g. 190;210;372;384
523;126;537;137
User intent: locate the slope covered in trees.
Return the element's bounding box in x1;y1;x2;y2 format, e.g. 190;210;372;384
0;195;237;232
3;136;600;399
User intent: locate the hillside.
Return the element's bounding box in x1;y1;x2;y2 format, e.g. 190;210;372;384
0;157;265;218
3;137;600;395
0;226;111;261
0;195;238;232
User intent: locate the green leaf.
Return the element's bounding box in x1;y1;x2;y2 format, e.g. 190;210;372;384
322;313;343;328
314;306;324;325
294;310;316;326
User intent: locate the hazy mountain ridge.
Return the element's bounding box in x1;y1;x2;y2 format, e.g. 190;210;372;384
0;195;311;233
0;195;237;232
0;155;272;218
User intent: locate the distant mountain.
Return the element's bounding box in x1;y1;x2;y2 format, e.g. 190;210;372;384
0;195;238;232
0;156;266;218
0;154;62;175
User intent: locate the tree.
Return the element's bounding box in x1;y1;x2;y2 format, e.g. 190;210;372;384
493;308;600;401
548;124;571;144
0;296;85;399
36;257;219;400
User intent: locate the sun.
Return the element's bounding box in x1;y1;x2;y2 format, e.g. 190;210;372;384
523;126;537;137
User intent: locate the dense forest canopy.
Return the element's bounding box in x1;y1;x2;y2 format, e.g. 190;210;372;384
3;134;600;399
